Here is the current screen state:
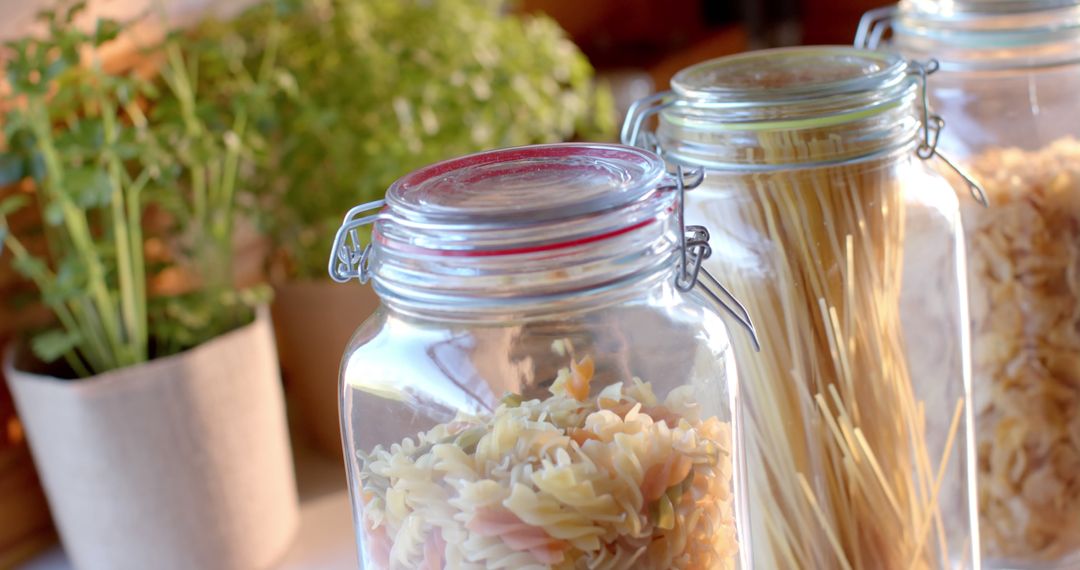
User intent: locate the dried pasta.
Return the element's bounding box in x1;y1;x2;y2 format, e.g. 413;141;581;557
959;137;1080;561
692;129;968;569
354;357;737;570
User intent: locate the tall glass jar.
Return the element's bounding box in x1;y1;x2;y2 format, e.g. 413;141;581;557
624;47;980;569
859;3;1080;566
328;143;755;570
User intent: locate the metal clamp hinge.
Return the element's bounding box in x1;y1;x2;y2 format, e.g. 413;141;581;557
908;59;989;207
669;165;761;351
621;90;675;152
328;200;385;284
855;6;896;49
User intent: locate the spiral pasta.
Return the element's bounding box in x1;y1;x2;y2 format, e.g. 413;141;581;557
354;358;737;570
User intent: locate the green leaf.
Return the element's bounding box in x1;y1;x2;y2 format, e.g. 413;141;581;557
41;55;70;83
94;19;122;46
63;2;89;25
43;254;88;306
12;254;47;280
31;329;83;363
60;121;104;156
0;194;29;217
0;154;25;186
43;201;64;226
66;167;112;208
28;153;46;182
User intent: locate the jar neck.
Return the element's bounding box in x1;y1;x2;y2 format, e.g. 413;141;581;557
893;1;1080;69
657;87;920;171
368;194;683;320
376;261;680;323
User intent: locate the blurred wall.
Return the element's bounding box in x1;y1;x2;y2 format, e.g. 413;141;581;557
519;0;746;90
801;0;892;45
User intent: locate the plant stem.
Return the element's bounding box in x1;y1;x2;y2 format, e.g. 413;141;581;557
99;91;143;366
28;98;126;369
164;44;208;228
0;223;106;373
62;350;91;378
126;169;150;357
70;298;114;371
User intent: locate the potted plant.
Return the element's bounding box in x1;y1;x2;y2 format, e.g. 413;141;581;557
0;6;298;569
0;174;55;568
192;0;615;458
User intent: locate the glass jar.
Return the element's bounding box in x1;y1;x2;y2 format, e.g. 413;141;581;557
327;143;756;570
624;47;980;569
859;3;1080;566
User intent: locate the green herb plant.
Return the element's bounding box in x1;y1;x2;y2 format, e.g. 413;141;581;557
0;3;276;377
195;0;615;278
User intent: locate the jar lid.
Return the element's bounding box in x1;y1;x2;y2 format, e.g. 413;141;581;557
903;0;1079;17
386;143;667;227
867;0;1080;66
329;143;762;349
630;47;921;171
662;47;915;128
671;47;908;105
329;143;679;282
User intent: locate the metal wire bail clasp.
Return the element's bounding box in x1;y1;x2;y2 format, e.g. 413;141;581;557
621;91;676;151
908;59;989;207
668;165;761;351
328;200;386;284
855;5;896;49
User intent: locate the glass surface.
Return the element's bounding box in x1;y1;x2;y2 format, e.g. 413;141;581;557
904;0;1079;16
884;5;1080;567
892;0;1080;66
671;46;904;101
340;276;743;570
386;144;666;224
651;46;979;570
335;143;750;569
688;155;974;570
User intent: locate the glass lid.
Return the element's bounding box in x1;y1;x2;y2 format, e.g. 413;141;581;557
386;143;667;226
671;47;909;103
903;0;1080;16
892;0;1080;55
328;143;685;289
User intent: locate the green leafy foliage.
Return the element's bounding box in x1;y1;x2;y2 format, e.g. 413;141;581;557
31;329;84;362
193;0;615;277
0;4;277;377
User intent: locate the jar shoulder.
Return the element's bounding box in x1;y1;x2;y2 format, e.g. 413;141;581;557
340;294;739;421
922;65;1080;155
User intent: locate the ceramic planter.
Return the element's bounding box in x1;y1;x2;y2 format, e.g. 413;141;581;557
4;308;299;570
271;280;378;460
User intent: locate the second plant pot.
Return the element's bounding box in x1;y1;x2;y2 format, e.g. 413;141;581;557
4;307;299;570
271;279;378;460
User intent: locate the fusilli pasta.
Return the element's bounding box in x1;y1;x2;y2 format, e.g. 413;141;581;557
354;357;737;569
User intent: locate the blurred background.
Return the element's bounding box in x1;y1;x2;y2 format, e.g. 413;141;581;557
520;0;879;89
0;0;887;568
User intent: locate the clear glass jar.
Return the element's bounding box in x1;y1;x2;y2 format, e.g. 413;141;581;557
859;2;1080;566
625;47;980;569
328;143;755;570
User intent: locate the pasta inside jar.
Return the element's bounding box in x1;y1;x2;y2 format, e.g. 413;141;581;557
330;143;748;570
355;354;737;570
960;137;1080;561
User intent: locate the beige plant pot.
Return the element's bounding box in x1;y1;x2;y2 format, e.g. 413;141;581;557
3;308;299;570
271;280;379;460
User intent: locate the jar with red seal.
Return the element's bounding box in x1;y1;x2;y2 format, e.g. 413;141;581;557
327;143;757;570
